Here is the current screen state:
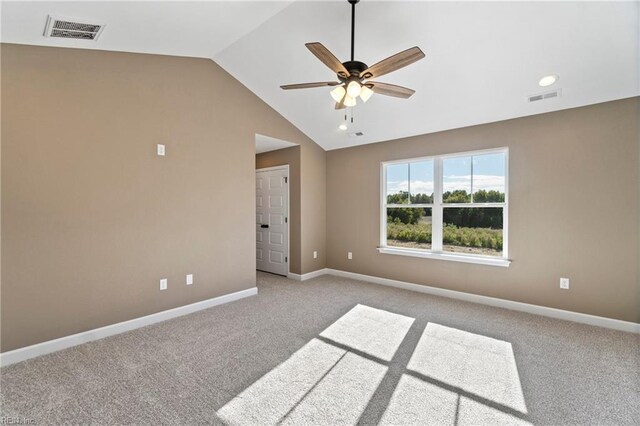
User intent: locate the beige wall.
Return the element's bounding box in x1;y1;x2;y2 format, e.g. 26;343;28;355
0;44;325;352
300;141;327;274
256;146;302;274
327;98;640;322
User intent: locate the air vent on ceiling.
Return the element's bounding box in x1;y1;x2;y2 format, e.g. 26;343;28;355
528;89;561;103
44;15;105;41
349;131;364;137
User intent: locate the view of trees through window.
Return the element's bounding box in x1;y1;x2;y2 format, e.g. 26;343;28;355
384;151;506;257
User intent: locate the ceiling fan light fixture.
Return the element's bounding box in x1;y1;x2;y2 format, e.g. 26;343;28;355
359;85;374;102
344;95;357;107
346;80;362;98
330;85;346;102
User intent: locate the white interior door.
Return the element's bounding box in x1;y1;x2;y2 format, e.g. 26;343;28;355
256;167;289;276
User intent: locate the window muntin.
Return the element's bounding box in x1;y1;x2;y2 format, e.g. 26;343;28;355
382;149;507;260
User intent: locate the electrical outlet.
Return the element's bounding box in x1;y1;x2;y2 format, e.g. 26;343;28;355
186;274;193;285
160;278;167;290
560;278;570;290
157;144;165;156
313;251;318;259
348;252;353;260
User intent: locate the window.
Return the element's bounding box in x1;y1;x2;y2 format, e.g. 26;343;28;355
380;148;509;267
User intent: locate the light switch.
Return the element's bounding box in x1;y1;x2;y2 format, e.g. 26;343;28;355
160;278;167;290
186;274;193;285
157;144;165;156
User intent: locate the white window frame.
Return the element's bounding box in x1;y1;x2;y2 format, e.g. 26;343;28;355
378;147;510;267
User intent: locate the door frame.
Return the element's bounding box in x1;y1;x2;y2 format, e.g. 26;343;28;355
256;165;290;276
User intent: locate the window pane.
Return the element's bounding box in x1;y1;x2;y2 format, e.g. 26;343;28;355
386;163;409;204
472;153;506;203
443;156;471;203
410;161;434;204
387;207;432;250
443;207;503;257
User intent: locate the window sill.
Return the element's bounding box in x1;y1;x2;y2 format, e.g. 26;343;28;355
377;247;511;267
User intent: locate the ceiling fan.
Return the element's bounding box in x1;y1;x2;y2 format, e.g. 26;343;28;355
280;0;425;109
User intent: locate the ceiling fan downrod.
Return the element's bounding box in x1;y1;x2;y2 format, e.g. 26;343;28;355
343;0;367;80
349;0;358;62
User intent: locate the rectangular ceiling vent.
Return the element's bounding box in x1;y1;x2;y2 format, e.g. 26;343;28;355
44;15;105;41
349;131;364;137
528;89;561;103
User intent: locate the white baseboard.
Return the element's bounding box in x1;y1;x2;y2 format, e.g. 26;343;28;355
0;287;258;367
288;268;329;282
301;268;329;281
325;269;640;334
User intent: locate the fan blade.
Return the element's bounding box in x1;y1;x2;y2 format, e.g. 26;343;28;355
281;81;340;90
360;47;425;79
335;102;346;110
367;81;415;98
306;42;350;77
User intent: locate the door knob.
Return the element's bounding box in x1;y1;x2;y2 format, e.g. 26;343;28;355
261;224;269;229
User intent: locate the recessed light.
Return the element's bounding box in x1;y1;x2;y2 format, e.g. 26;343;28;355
338;123;348;131
538;74;559;87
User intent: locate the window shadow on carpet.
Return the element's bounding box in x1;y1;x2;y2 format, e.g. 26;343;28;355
216;304;530;425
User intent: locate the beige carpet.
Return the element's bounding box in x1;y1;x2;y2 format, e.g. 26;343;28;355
1;272;638;425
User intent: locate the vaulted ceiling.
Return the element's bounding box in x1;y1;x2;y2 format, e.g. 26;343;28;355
3;1;638;150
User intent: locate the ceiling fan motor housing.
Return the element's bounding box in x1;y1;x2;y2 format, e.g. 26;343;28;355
341;60;369;80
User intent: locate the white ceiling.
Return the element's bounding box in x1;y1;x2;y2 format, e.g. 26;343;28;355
0;1;292;58
2;1;639;151
256;134;298;154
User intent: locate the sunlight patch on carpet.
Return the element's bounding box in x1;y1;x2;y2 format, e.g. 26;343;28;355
319;304;415;361
216;338;344;425
407;323;528;414
457;396;531;425
281;351;387;425
379;374;459;425
217;310;531;425
217;304;408;425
